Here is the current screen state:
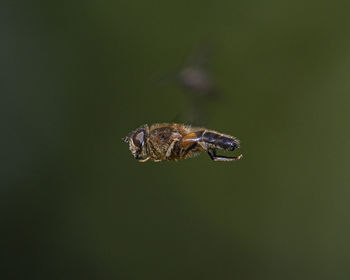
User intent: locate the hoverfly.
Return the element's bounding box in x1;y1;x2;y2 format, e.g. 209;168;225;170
123;123;242;162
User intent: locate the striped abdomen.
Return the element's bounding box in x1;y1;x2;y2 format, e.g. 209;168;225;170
201;131;239;151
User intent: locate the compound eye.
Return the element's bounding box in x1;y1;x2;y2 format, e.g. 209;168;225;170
132;130;144;148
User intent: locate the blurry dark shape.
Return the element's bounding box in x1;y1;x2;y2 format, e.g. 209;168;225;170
178;66;215;95
177;44;219;97
174;43;221;126
150;43;221;126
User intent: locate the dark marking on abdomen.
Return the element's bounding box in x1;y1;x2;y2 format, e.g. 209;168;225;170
218;136;239;151
202;132;219;144
202;131;239;151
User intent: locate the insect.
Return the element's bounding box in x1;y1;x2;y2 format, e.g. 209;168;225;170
123;123;242;162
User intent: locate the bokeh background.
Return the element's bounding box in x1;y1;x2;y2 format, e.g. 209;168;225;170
2;0;350;279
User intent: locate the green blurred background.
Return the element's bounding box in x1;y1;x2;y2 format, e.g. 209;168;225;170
2;0;350;279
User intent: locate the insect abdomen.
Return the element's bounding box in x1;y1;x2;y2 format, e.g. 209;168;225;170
202;131;239;151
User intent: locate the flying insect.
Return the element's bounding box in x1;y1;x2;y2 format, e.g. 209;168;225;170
123;123;242;162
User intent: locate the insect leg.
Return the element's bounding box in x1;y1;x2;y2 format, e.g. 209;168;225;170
139;156;151;162
166;139;179;158
207;149;242;162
